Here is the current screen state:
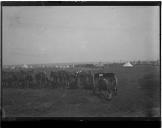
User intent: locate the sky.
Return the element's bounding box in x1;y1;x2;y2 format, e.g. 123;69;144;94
3;6;160;65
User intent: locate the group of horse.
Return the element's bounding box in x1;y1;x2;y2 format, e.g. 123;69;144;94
2;68;118;100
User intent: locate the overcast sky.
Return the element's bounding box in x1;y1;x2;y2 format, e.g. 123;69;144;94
3;6;159;65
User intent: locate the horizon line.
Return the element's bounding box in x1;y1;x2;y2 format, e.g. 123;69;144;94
2;59;159;66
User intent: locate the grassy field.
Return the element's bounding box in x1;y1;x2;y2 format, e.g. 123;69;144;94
2;64;160;117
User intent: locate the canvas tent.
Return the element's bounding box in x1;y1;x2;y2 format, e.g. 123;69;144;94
22;64;28;68
11;66;15;69
95;62;104;67
123;62;133;67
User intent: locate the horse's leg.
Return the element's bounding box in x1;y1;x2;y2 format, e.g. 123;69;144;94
114;87;117;96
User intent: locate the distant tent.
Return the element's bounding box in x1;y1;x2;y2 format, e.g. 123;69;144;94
22;64;28;68
95;62;104;67
123;62;133;67
11;66;15;69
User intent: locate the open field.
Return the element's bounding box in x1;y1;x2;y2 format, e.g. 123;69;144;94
2;64;160;117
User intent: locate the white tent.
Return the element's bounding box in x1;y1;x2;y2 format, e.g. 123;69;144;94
66;65;70;68
22;64;28;68
123;62;133;67
11;66;15;69
95;62;104;67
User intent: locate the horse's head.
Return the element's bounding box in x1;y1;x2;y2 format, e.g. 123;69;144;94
74;70;82;78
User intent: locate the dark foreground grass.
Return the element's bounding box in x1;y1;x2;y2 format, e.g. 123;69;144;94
2;65;160;117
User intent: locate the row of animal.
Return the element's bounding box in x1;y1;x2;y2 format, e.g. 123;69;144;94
2;69;118;100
